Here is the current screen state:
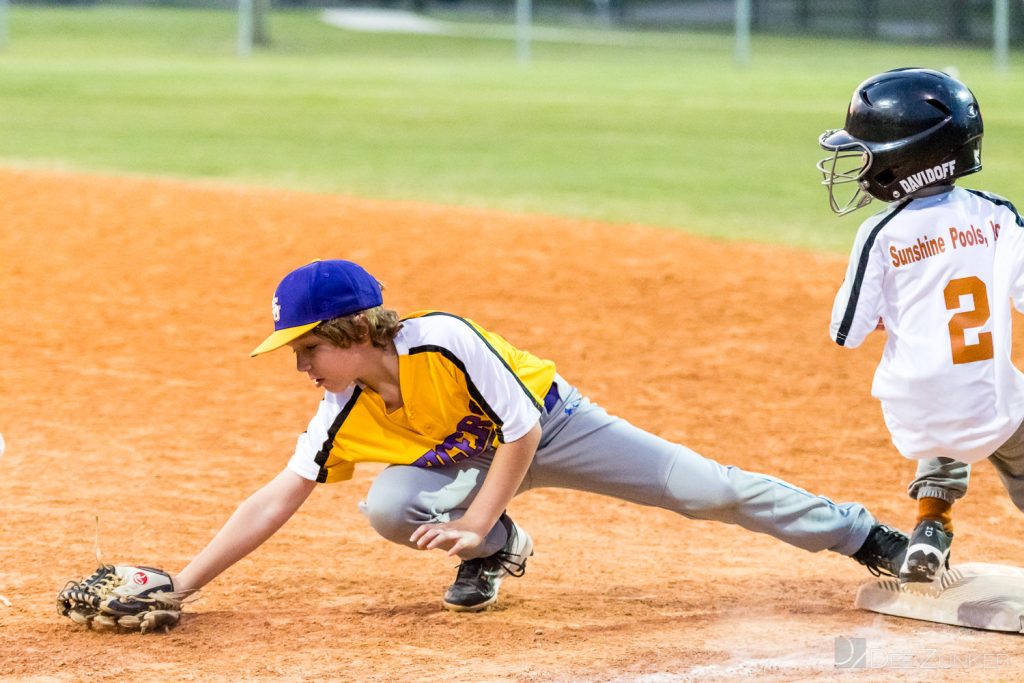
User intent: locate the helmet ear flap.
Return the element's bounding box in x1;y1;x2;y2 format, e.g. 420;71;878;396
872;168;896;187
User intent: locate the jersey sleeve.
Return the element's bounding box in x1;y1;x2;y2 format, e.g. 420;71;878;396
423;315;543;444
287;391;356;483
994;202;1024;313
1010;246;1024;314
830;214;887;348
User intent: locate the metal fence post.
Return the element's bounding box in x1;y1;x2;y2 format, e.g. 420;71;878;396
735;0;751;67
238;0;254;57
515;0;531;65
0;0;8;50
994;0;1009;72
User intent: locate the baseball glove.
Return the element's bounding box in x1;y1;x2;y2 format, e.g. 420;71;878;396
57;564;186;633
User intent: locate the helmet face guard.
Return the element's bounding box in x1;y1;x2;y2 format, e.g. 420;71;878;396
817;68;983;216
817;132;874;215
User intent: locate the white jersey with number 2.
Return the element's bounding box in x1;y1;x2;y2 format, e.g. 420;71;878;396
831;187;1024;464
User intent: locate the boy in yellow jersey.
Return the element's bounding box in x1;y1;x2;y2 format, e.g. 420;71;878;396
98;259;909;616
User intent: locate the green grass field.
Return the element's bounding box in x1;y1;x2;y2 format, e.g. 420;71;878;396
2;6;1023;251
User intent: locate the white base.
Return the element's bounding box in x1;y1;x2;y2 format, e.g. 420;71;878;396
855;562;1024;633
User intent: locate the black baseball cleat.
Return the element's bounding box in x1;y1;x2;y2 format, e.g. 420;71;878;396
852;524;909;578
442;514;533;613
899;519;953;585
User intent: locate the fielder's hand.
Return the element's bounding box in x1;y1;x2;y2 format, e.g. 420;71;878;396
411;520;485;556
57;565;187;633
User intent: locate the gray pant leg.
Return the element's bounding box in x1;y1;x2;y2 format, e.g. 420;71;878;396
988;419;1024;512
906;419;1024;508
907;457;970;504
527;377;875;556
362;454;510;559
363;376;876;559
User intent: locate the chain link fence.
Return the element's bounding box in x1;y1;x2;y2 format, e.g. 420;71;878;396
14;0;1024;45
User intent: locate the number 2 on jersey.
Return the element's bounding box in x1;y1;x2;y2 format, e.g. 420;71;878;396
944;276;993;365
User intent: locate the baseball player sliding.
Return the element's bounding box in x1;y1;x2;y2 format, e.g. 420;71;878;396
58;259;909;630
820;67;1024;587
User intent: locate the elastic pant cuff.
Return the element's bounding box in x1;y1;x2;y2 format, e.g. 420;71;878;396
913;486;959;504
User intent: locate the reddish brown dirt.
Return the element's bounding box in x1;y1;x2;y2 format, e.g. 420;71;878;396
1;168;1022;682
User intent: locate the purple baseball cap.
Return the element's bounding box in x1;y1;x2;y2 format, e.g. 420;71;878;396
250;260;383;356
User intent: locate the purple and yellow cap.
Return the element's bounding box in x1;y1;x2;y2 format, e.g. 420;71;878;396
250;259;383;356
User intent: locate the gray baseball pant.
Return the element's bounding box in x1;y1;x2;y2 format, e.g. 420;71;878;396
362;375;876;559
909;418;1024;511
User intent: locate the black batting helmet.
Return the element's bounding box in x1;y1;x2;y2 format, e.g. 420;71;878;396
817;67;983;215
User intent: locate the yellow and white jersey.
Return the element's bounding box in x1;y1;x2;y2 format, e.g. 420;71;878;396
287;311;557;483
831;188;1024;463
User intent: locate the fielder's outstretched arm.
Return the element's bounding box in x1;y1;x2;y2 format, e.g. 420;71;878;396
172;467;316;593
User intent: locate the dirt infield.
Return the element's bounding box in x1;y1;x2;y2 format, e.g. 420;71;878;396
1;168;1022;681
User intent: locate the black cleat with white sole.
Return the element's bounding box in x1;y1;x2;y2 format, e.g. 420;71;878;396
899;519;953;585
443;514;533;612
852;524;909;578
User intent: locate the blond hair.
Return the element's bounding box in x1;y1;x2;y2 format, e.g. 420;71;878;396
313;306;402;349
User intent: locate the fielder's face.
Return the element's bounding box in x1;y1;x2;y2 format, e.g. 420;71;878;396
288;332;369;393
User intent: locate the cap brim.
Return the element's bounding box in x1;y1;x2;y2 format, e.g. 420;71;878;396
250;321;321;357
